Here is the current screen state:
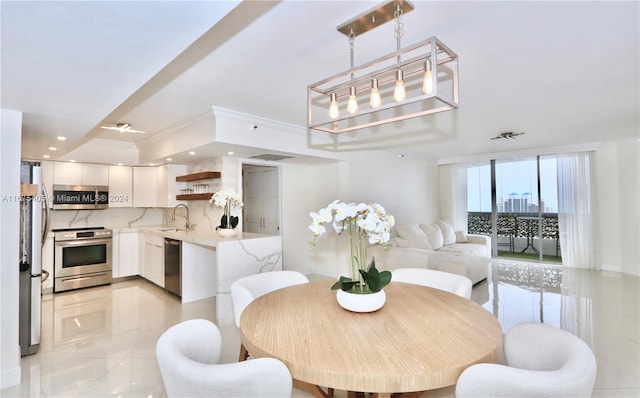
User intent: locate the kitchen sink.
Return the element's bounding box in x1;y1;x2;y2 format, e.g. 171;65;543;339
158;228;182;232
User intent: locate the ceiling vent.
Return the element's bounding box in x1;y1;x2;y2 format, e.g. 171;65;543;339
249;154;294;161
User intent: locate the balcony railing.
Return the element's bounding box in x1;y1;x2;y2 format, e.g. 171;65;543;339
468;212;560;257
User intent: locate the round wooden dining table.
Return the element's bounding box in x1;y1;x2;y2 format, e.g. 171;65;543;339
239;280;503;397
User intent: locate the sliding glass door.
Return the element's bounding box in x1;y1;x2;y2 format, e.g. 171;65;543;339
467;156;561;262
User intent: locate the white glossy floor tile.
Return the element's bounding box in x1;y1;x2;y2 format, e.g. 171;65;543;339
2;261;638;397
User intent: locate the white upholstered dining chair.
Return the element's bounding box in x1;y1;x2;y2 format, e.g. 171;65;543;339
156;319;293;398
230;270;309;360
455;322;597;398
392;267;473;299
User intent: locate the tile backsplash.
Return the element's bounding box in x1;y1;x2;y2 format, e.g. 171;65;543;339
48;207;163;231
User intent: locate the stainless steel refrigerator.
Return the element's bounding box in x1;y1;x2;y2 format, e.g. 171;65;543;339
19;161;50;356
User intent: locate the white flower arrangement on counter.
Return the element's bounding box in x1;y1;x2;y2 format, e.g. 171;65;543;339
210;189;243;230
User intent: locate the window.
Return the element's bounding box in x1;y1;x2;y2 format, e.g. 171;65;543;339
467;156;560;262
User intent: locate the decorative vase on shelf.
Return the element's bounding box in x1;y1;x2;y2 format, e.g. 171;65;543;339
336;288;386;313
217;228;237;238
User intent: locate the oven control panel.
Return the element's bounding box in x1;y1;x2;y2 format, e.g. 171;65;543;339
54;228;112;241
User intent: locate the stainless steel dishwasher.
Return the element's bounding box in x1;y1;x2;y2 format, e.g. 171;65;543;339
164;238;181;297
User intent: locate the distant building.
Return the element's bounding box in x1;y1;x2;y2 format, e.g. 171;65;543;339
501;193;548;213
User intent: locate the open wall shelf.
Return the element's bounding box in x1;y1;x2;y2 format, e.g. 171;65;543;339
175;171;220;200
176;171;220;182
176;193;213;201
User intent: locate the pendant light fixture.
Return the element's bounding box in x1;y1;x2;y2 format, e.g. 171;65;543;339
392;4;406;102
393;69;406;102
370;77;382;108
346;29;359;114
307;0;459;134
329;92;339;119
422;56;433;94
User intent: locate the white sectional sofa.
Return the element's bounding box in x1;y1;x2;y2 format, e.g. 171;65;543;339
368;220;491;285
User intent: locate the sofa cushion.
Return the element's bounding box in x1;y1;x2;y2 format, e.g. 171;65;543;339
420;223;444;250
455;230;469;243
390;237;411;248
396;224;432;250
437;243;488;257
437;219;456;246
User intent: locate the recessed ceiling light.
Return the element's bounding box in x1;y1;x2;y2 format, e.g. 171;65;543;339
43;154;50;159
57;136;66;141
228;151;235;155
48;147;57;151
188;151;196;155
149;163;155;166
117;163;123;166
70;160;76;163
166;158;172;162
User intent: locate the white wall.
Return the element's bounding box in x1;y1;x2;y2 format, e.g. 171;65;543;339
281;162;342;277
280;151;440;279
596;140;640;276
1;109;22;388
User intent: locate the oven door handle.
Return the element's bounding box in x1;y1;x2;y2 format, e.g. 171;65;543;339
55;238;112;247
59;273;109;283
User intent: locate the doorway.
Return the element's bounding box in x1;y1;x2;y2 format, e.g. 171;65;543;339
242;164;281;235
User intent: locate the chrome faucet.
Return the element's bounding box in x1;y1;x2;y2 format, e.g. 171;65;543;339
172;204;191;231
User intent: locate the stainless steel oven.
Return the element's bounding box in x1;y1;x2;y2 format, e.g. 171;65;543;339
54;227;112;292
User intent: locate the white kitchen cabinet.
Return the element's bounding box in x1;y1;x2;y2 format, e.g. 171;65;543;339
113;231;139;278
108;165;133;208
133;164;186;208
157;164;186;208
53;161;81;185
81;163;109;185
142;233;164;287
133;167;158;207
53;161;108;186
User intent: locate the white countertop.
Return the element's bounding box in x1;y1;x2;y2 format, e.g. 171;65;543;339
112;225;275;248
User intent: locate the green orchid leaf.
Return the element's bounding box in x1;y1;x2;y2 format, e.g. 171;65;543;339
331;276;357;291
230;215;239;228
355;257;392;293
378;270;392;288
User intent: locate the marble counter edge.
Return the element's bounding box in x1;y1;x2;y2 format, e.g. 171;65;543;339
109;225;278;248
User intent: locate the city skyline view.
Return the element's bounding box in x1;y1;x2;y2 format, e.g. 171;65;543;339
467;157;558;213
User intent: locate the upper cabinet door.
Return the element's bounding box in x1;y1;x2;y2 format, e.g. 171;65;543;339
157;164;186;208
108;165;133;208
81;163;109;186
53;161;82;185
133;167;158;207
53;161;108;186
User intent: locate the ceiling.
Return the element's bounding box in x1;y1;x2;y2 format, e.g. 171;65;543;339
2;1;638;165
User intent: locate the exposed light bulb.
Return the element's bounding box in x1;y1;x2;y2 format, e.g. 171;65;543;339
393;69;406;102
369;77;382;108
347;86;358;114
329;92;339;119
422;58;434;94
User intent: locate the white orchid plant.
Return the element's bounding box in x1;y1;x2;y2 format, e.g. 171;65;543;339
210;189;243;230
309;200;395;294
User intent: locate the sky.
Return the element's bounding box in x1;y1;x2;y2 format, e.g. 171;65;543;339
467;157;558;213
